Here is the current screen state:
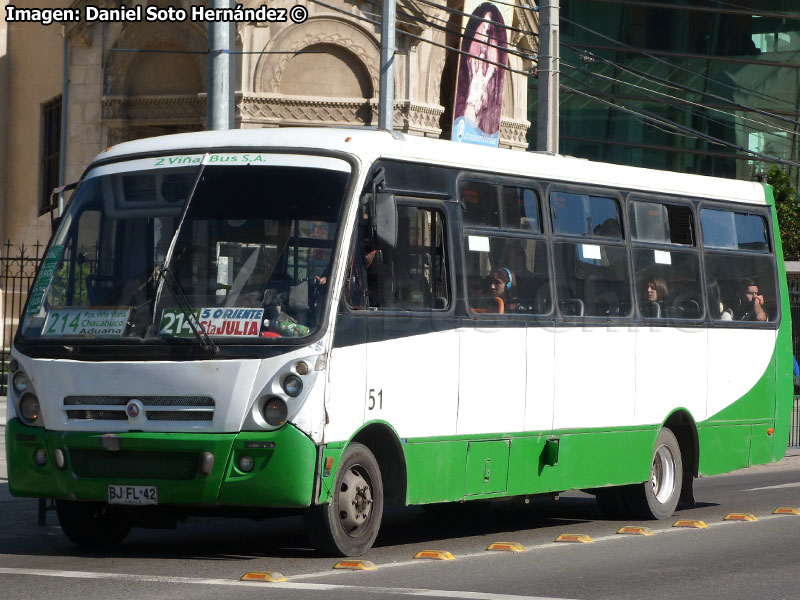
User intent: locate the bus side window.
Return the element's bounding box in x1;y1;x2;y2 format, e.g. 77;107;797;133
464;235;552;315
629;199;702;321
701;208;776;322
550;191;630;319
348;205;450;311
379;205;449;311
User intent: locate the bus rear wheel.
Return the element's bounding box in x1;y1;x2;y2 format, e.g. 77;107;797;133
625;428;683;520
305;442;384;557
55;500;132;548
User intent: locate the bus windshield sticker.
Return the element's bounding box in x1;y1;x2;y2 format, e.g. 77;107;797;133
654;250;672;265
41;308;130;337
468;235;490;252
581;244;602;260
159;307;265;338
25;245;65;316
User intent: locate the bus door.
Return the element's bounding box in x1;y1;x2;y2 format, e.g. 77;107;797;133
362;203;459;439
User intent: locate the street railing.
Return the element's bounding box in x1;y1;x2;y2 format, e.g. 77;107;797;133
1;241;43;395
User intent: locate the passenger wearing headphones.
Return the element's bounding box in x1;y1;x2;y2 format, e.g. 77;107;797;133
487;266;514;314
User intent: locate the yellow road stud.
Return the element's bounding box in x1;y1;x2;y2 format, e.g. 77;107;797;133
773;507;800;515
487;542;526;552
723;513;758;522
413;550;456;560
672;519;708;529
554;533;593;543
333;560;377;570
616;526;654;536
240;571;287;582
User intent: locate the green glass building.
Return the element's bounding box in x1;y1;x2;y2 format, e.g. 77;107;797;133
530;1;800;189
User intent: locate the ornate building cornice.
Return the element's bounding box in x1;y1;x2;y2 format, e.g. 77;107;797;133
102;95;206;124
499;118;531;151
240;94;375;127
239;94;446;138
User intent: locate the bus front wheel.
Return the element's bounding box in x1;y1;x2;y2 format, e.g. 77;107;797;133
625;427;683;520
305;442;384;557
55;500;132;548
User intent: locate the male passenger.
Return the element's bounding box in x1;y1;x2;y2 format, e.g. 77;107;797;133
733;277;767;322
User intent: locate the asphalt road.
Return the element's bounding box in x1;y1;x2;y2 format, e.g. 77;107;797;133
2;399;799;600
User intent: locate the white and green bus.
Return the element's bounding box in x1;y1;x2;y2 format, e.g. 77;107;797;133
6;128;793;556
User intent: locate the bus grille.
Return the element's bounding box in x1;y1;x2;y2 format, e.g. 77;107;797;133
70;450;199;480
63;396;215;423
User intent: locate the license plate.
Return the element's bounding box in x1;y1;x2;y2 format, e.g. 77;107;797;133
107;485;158;506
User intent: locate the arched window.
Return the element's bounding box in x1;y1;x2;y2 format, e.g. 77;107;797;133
280;44;373;99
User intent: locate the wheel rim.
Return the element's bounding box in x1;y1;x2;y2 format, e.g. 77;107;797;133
338;464;373;536
651;443;676;504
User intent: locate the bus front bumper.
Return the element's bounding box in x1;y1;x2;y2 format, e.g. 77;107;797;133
5;418;317;508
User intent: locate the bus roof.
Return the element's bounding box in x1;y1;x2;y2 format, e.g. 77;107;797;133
95;127;766;205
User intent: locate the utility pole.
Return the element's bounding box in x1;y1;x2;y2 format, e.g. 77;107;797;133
378;0;396;131
536;0;559;153
207;0;236;130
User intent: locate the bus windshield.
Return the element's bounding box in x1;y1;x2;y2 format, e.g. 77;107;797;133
19;153;351;345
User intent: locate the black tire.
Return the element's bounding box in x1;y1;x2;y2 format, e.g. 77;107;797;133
624;428;683;520
55;500;132;548
304;442;384;557
594;487;631;519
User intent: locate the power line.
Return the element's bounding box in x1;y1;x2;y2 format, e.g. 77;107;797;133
299;0;800;171
420;0;800;129
306;0;533;77
109;48;325;55
413;0;538;37
561;16;795;109
561;133;789;164
562;43;800;127
487;0;539;15
568;0;800;20
359;0;536;63
560;60;800;141
559;72;800;169
564;69;800;160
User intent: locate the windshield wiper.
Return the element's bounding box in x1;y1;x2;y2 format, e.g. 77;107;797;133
150;154;217;354
157;265;218;354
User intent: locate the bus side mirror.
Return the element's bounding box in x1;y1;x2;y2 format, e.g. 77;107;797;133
373;192;397;249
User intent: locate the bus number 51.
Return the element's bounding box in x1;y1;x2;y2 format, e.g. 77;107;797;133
368;389;383;410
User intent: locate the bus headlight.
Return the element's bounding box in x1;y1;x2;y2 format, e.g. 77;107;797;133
295;360;310;375
34;448;48;466
12;371;29;395
262;397;287;426
282;374;303;397
19;393;41;424
54;449;67;470
238;455;254;473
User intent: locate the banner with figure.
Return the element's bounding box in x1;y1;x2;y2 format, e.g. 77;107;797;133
452;0;513;147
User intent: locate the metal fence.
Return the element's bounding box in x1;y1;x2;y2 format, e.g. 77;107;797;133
1;241;43;395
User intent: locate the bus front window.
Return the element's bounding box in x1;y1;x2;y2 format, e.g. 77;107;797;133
20;155;350;346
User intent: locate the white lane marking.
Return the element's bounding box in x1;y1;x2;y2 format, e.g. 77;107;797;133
292;515;790;583
743;481;800;492
0;567;579;600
